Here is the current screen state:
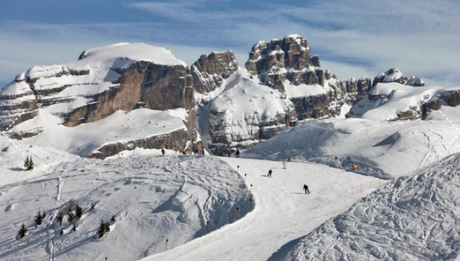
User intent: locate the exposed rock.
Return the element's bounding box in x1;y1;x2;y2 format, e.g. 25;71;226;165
88;128;190;159
192;50;238;94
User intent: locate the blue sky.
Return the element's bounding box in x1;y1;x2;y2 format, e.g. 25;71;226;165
1;0;459;88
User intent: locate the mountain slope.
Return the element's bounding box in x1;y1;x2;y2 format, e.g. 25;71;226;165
282;153;460;261
0;154;250;261
244;118;460;178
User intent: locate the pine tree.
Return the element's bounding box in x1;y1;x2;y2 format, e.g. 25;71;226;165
75;204;83;220
18;223;27;239
24;156;34;171
105;222;110;233
68;209;75;223
24;156;30;169
59;229;63;236
35;211;43;226
28;156;34;170
57;212;63;225
98;220;106;238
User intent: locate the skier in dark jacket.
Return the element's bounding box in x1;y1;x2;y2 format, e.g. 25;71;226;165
303;184;310;194
235;149;240;158
267;169;272;178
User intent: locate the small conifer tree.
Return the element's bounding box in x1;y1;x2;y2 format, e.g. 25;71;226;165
18;223;27;239
68;209;75;223
57;212;63;225
35;211;43;226
98;220;106;238
75;204;83;220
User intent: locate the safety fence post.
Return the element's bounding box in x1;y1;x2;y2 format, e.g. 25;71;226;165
249;196;253;210
236;207;240;220
244;173;247;182
237;165;240;173
206;220;210;233
166;238;169;251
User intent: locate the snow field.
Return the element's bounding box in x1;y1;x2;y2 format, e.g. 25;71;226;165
0;155;250;261
142;157;378;261
282;153;460;260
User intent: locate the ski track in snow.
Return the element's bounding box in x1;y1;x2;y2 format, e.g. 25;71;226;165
142;157;379;261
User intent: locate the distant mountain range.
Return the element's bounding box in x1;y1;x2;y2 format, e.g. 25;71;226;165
1;35;459;158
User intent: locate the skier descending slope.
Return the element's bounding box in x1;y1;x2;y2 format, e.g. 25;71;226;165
235;149;240;158
161;148;165;157
303;184;310;194
267;169;272;178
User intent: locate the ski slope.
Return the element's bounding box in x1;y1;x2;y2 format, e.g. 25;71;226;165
142;157;379;261
283;153;460;260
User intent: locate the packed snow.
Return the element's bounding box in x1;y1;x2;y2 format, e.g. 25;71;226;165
282;153;460;260
142;157;377;261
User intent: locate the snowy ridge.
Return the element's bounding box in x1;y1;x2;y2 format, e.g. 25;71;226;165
348;82;460;121
244;118;460;177
282;153;460;261
0;154;250;260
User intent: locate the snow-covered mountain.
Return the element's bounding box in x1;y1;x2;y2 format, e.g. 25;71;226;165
281;152;460;261
2;36;460;158
0;43;239;158
348;68;460;121
243;118;460;178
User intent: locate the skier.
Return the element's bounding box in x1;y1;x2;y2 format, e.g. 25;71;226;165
303;184;310;194
335;156;342;168
161;148;165;157
235;149;240;158
227;151;232;157
267;169;272;178
283;159;287;169
351;164;357;171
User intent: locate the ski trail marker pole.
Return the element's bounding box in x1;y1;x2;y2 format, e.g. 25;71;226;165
166;238;169;251
244;173;247;182
236;207;240;220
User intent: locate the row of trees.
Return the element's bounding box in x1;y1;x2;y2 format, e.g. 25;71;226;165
17;202;116;240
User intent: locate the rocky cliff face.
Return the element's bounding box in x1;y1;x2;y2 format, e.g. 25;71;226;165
0;43;242;158
204;35;373;152
192;50;238;94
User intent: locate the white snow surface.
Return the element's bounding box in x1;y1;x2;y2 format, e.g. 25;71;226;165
244;118;460;178
283;153;460;261
8;108;187;156
0;150;250;261
142;157;376;261
348;82;460;121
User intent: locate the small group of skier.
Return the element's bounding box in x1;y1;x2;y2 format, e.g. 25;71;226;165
219;148;241;158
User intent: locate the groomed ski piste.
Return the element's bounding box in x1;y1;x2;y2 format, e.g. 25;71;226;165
142;157;377;261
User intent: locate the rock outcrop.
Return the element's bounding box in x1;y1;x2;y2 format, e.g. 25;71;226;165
347;69;460;121
373;68;425;87
205;35;373;152
192;50;238;94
